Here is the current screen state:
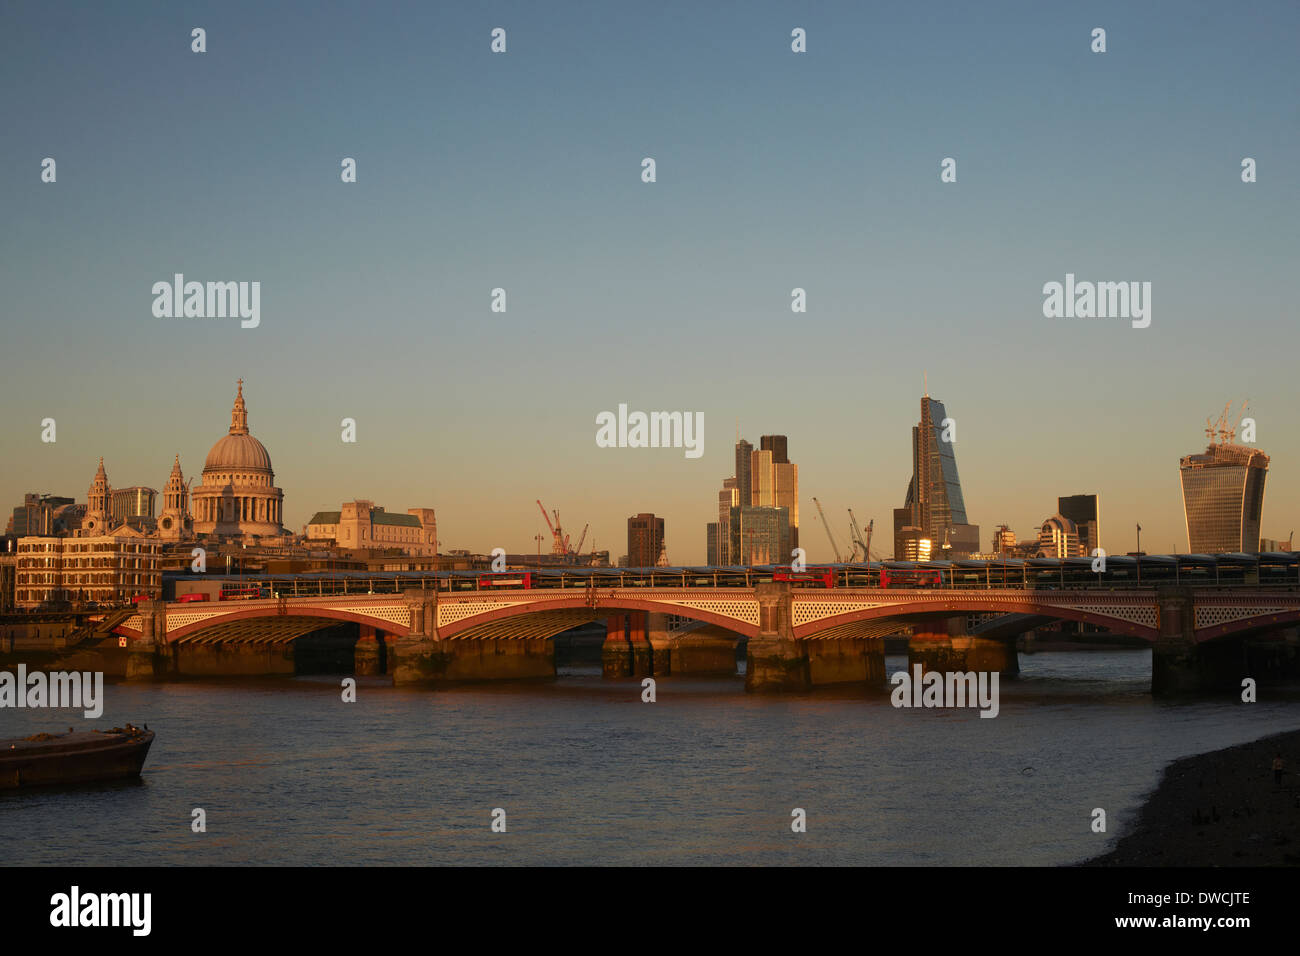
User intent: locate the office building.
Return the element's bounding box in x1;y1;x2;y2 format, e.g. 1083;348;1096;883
1180;425;1269;553
893;392;979;558
1057;494;1100;555
1038;514;1082;558
627;513;665;567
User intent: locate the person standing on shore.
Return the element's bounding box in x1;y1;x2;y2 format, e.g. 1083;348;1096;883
1273;754;1284;786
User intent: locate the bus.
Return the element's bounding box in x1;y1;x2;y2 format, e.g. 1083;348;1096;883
177;592;211;603
477;572;534;590
879;567;944;589
219;586;265;601
772;566;836;588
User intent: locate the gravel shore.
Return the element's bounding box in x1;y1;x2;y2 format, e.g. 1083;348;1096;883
1086;729;1300;866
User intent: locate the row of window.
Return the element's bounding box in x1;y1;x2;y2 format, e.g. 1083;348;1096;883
14;542;160;554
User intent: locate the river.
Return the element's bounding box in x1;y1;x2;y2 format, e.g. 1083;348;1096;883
4;650;1298;865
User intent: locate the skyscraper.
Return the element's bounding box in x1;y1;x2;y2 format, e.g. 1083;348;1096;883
753;436;798;551
759;434;788;464
1057;494;1100;555
734;438;753;509
726;505;791;566
627;513;665;567
1180;430;1269;553
894;393;979;558
714;432;799;565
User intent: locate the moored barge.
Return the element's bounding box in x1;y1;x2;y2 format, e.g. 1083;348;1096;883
1;725;154;790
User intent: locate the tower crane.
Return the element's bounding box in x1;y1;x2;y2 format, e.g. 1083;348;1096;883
848;510;876;562
812;497;844;563
536;499;566;555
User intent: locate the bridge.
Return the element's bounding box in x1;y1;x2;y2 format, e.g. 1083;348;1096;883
109;566;1300;695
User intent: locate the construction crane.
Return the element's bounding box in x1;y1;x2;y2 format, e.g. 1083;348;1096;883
572;523;589;556
848;510;876;562
1208;399;1250;445
536;499;566;556
811;497;844;563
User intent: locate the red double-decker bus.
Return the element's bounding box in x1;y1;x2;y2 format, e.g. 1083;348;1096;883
177;592;210;603
879;568;944;589
772;566;836;588
477;572;533;590
219;586;264;601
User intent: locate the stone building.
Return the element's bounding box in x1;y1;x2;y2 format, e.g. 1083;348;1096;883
14;533;161;608
191;380;286;542
305;500;437;555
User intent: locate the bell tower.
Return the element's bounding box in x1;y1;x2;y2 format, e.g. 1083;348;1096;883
159;454;193;540
82;458;112;535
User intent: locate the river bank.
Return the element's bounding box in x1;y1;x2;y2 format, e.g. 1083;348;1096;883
1086;728;1300;866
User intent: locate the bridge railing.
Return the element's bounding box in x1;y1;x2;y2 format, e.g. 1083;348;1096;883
163;561;1300;603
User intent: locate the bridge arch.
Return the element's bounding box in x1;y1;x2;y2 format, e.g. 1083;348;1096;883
438;594;759;641
793;594;1159;642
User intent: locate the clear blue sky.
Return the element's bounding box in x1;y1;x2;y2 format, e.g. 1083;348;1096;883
2;1;1297;561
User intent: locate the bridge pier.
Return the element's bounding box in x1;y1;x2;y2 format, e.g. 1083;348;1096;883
392;589;451;685
671;633;739;676
602;614;652;679
125;600;171;681
909;617;1018;677
805;638;886;687
746;583;810;692
646;613;673;676
354;627;384;676
1152;588;1212;696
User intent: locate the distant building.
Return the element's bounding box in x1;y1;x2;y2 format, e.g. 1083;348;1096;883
706;522;719;565
734;438;753;512
893;392;979;558
759;434;788;464
1180;428;1269;553
305;500;437;555
1259;536;1294;553
1057;494;1100;555
752;436;799;551
713;432;798;565
158;456;194;541
1038;514;1082;558
0;552;15;612
716;478;740;564
895;531;932;562
627;513;665;567
15;532;161;608
111;487;157;523
6;494;76;537
192;381;286;542
991;524;1018;555
726;505;791;566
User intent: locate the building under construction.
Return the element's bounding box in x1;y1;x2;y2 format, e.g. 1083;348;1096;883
1180;402;1269;553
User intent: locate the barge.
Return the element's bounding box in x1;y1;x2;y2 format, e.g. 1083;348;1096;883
1;725;154;790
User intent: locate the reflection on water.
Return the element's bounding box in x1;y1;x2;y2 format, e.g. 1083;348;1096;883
4;650;1298;866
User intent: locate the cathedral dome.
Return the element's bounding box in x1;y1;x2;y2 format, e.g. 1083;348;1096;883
202;379;274;475
204;433;273;473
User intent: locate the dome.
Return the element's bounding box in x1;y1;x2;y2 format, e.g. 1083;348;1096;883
202;379;273;474
204;432;273;473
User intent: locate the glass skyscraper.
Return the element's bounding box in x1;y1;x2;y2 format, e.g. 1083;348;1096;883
1180;442;1268;553
894;394;979;558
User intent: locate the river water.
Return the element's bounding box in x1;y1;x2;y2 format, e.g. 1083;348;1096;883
4;650;1299;866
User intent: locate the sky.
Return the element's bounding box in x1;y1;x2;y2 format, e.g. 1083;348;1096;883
1;0;1297;562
